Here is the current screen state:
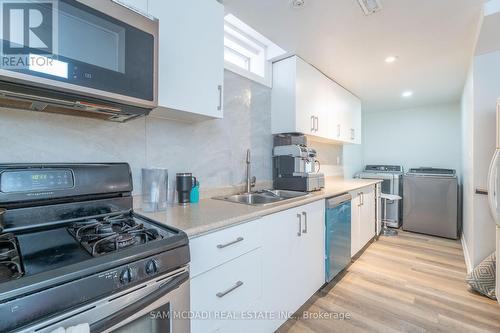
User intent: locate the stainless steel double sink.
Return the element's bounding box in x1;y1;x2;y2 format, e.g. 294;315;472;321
213;190;311;206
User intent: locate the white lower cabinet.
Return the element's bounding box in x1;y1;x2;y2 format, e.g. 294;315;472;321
351;185;376;257
259;200;325;332
190;248;262;333
190;200;326;333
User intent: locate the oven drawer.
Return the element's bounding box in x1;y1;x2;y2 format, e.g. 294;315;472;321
190;218;262;277
190;248;262;333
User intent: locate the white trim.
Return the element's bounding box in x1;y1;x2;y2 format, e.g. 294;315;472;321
461;232;473;274
223;13;284;88
485;0;500;16
224;61;272;88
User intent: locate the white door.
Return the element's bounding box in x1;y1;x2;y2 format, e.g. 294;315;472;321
297;201;326;301
375;183;382;235
331;82;347;142
314;72;334;139
359;186;376;246
295;57;323;136
351;192;362;256
348;92;362;144
328;81;342;142
261;207;303;332
149;0;224;119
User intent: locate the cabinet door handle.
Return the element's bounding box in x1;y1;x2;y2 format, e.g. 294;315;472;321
361;192;364;206
216;281;244;298
217;85;223;111
358;192;363;207
311;116;315;132
315;116;319;132
217;237;244;249
297;213;302;237
351;129;355;140
302;211;308;234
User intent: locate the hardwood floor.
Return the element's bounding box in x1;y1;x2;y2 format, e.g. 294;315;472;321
278;231;500;333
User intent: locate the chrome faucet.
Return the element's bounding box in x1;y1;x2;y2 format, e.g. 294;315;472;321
246;149;256;193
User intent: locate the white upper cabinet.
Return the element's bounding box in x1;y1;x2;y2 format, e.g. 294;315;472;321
148;0;225;121
272;56;362;144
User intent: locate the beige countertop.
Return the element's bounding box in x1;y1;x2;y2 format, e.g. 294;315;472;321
138;178;381;238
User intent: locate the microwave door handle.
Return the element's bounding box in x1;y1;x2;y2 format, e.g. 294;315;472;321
90;271;189;333
488;150;500;223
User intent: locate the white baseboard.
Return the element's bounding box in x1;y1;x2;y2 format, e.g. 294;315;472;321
461;232;473;273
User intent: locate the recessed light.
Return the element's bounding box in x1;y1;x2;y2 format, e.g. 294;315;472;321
291;0;306;9
402;91;413;98
358;0;383;15
385;56;398;63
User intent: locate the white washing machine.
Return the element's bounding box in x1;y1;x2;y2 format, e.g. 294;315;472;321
356;165;403;228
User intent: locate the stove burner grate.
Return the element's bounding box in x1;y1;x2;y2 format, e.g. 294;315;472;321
68;213;162;256
0;233;23;282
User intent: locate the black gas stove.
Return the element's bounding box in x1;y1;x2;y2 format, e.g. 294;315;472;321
0;163;190;333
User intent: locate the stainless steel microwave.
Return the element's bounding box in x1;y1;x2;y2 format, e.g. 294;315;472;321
0;0;158;121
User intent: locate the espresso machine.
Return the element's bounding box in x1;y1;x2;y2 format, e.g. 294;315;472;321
273;134;325;192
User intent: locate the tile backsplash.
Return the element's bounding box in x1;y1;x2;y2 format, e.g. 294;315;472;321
308;141;343;178
0;70;345;196
0;71;272;195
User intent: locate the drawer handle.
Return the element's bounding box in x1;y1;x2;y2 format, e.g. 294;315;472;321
302;211;308;234
297;213;302;237
217;85;223;111
216;281;244;298
217;237;244;249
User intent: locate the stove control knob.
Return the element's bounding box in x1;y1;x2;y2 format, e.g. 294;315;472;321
120;267;133;284
145;259;159;275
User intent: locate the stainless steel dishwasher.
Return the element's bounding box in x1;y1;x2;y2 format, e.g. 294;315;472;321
325;194;352;282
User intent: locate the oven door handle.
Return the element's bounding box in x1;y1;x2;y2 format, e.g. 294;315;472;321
90;270;189;333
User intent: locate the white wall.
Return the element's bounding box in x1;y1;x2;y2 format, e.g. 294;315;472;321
363;103;462;174
343;141;364;178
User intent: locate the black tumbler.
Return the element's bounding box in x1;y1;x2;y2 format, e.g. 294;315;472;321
176;173;196;205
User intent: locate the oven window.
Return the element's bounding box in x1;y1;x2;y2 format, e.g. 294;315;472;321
111;304;171;333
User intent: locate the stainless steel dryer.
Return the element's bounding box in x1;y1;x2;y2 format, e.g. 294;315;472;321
356;165;403;228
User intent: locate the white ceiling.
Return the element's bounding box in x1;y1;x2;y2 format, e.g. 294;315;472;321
222;0;484;112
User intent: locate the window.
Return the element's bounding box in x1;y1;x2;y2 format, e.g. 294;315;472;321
224;14;285;87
